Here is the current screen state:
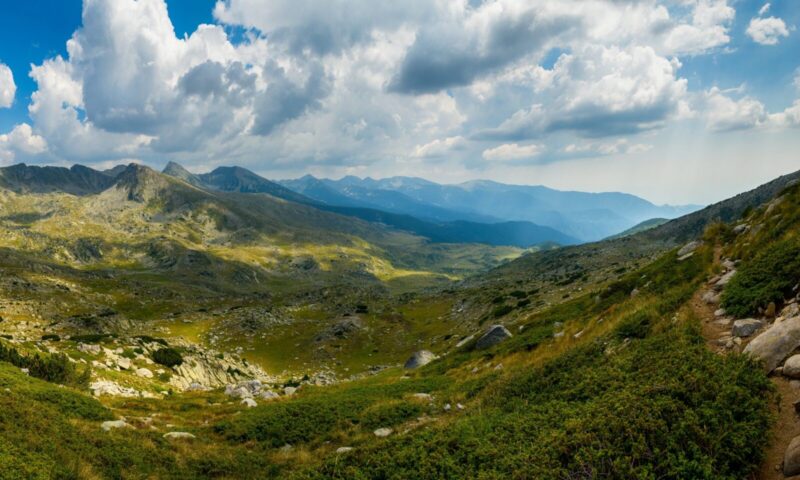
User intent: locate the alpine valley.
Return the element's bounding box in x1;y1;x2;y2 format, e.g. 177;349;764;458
1;159;800;479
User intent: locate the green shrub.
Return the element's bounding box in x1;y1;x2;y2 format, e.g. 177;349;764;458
492;305;513;318
722;239;800;317
71;333;114;343
0;341;89;387
41;334;61;342
152;348;183;368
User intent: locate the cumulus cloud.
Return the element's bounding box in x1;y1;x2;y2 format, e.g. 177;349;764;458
413;136;466;158
0;63;15;108
746;16;790;45
0;0;778;182
478;45;689;139
703;87;768;131
482;143;543;162
0;124;48;164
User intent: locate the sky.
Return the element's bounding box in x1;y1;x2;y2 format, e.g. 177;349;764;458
0;0;798;205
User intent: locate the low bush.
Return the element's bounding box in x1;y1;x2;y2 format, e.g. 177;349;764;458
152;347;184;368
722;238;800;317
0;340;89;387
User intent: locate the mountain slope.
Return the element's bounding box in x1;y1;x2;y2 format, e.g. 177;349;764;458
0;163;116;195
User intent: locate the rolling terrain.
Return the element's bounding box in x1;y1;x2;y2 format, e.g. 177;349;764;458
0;164;797;478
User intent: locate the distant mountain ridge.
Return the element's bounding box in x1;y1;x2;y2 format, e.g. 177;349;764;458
279;175;701;241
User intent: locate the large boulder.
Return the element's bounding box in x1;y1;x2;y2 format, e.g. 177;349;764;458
784;355;800;379
731;319;764;338
404;350;437;369
475;325;513;349
743;316;800;373
786;435;800;476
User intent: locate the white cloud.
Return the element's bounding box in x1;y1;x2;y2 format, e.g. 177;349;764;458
0;124;48;164
746;16;790;45
0;63;15;108
769;101;800;128
480;45;689;139
564;139;653;156
703;87;768;131
482;143;543;162
413;136;466;158
662;0;735;55
759;3;771;16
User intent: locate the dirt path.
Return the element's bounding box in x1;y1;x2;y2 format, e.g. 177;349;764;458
690;252;800;480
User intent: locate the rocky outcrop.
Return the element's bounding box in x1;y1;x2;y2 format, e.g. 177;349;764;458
404;350;437;369
169;346;273;391
743;316;800;373
476;325;513;349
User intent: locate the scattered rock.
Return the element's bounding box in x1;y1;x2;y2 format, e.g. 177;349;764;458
404;350;437;369
443;403;451;411
731;319;764;338
314;317;364;342
163;432;196;440
78;343;101;355
475;325;512;349
241;398;258;408
743;316;800;372
101;420;130;432
677;241;701;257
259;390;279;400
732;224;749;235
714;308;726;317
91;380;141;398
785;435;800;476
411;393;433;402
117;358;132;370
784;355;800;379
702;291;720;305
721;259;736;270
284;386;297;396
135;368;153;379
455;335;474;348
336;447;354;454
373;428;393;438
713;270;736;291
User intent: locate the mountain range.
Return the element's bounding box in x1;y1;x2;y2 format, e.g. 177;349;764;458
279;174;701;241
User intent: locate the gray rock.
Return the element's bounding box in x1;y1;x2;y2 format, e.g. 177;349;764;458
117;358;132;370
732;224;749;235
677;241;701;257
783;355;800;379
163;432;196;440
101;420;130;432
284;386;297;396
743;316;800;372
721;259;736;270
714;308;726;317
731;319;763;338
373;428;393;438
411;393;433;402
714;270;736;290
702;291;720;305
259;390;279;400
475;325;512;349
404;350;437;369
786;435;800;476
135;368;153;379
336;447;354;454
241;398;257;408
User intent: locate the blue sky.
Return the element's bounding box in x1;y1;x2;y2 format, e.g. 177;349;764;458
0;0;798;205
